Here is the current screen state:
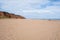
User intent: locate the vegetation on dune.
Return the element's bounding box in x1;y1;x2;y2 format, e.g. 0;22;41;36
0;16;9;19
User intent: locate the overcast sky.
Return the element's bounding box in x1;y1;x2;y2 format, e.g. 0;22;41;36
0;0;60;19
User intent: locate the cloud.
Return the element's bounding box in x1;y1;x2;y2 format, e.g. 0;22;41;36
0;0;49;10
0;0;50;13
0;0;60;19
22;0;60;19
22;9;53;14
50;0;60;2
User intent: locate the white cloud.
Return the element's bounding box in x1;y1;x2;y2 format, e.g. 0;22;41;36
0;0;50;14
22;9;53;14
0;0;60;19
1;0;49;10
1;0;60;14
44;6;60;13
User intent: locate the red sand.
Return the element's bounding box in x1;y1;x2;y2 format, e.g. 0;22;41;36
0;19;60;40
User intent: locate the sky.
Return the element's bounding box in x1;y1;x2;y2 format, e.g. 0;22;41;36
0;0;60;19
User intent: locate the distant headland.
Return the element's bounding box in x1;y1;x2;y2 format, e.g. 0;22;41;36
0;11;25;19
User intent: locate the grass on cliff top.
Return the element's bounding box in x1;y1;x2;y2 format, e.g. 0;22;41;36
0;16;9;19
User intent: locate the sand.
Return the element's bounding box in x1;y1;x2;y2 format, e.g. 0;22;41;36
0;19;60;40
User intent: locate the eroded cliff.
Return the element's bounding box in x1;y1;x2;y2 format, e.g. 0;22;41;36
0;11;25;19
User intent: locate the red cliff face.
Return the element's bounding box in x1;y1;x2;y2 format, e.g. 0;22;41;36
0;11;25;19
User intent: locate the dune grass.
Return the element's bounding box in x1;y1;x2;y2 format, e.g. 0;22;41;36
0;16;9;19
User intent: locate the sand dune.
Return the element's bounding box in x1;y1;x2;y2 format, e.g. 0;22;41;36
0;19;60;40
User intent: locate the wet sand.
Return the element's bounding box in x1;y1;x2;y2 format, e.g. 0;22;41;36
0;19;60;40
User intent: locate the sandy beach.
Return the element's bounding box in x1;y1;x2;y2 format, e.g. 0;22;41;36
0;19;60;40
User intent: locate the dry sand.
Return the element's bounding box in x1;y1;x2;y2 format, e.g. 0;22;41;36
0;19;60;40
